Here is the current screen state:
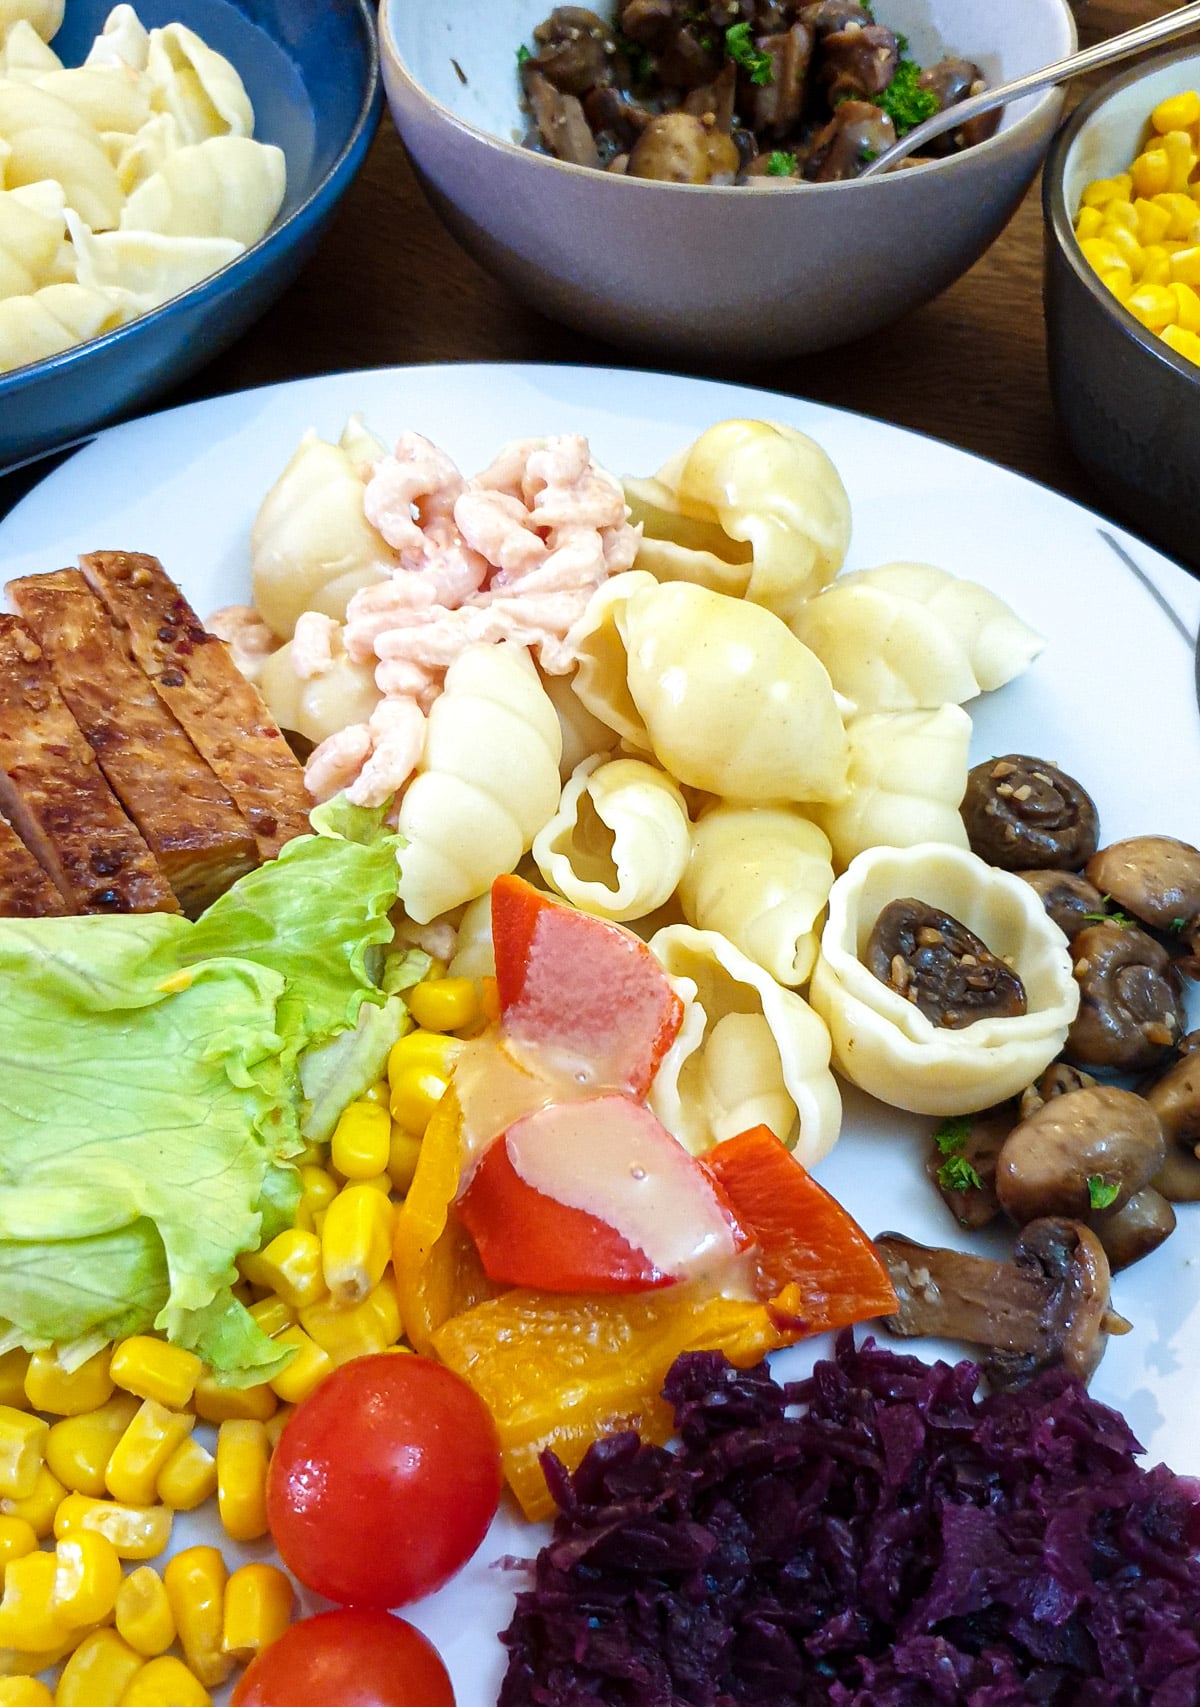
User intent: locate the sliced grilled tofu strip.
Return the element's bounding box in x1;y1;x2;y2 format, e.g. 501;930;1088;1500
80;551;312;860
9;570;259;917
0;615;179;914
0;808;66;917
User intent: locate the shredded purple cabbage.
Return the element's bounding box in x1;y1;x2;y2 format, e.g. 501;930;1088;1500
498;1332;1200;1706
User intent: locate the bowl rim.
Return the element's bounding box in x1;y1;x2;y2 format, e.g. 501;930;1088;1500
0;0;383;409
379;0;1076;195
1043;42;1200;390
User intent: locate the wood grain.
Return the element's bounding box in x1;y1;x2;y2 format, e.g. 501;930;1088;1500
0;0;1177;523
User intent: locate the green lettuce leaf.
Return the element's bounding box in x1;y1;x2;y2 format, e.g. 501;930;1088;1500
0;826;401;1380
299;996;409;1144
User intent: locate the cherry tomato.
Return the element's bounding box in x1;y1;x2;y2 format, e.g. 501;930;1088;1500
232;1608;454;1707
267;1353;502;1607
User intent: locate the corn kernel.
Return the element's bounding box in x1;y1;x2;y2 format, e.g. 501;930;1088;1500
387;1127;422;1196
1163;321;1200;362
1133;148;1172;198
321;1183;393;1305
246;1296;295;1340
1081;171;1133;208
300;1274;403;1367
0;1643;71;1680
1138;243;1173;285
1080;235;1134;275
1152;190;1200;239
222;1562;293;1661
1097;219;1142;269
267;1327;333;1405
263;1405;293;1452
54;1494;172;1561
407;976;480;1033
1170;280;1200;330
154;1438;216;1513
1128;281;1179;330
114;1567;175;1659
387;1029;464;1083
0;1523;35;1574
1097;262;1134;301
0;1550;70;1652
361;1078;391;1105
52;1529;122;1627
45;1397;139;1499
291;1137;325;1168
1101;197;1138;233
23;1348;112;1421
1133;196;1173;245
1162;127;1197;191
1152;89;1200;132
1169;243;1200;288
105;1402;194;1508
238;1230;327;1311
0;1414;46;1504
0;1680;52;1705
1;1467;65;1540
162;1547;230;1690
0;1362;28;1417
190;1371;276;1426
215;1420;269;1543
54;1628;143;1707
119;1656;212;1707
109;1340;201;1412
331;1102;392;1180
294;1163;339;1235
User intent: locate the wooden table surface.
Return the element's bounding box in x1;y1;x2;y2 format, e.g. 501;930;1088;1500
0;0;1177;522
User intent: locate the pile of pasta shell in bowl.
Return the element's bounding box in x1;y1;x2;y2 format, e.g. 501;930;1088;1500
214;411;1109;1184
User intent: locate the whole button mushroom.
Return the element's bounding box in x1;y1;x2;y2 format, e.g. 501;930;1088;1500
995;1083;1165;1225
961;755;1099;872
1088;1187;1176;1271
1065;921;1185;1072
1086;835;1200;950
627;112;739;182
1018;870;1107;943
1144;1045;1200;1201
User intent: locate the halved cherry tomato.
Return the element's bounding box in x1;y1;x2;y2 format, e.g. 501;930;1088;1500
457;1095;744;1293
703;1124;897;1319
491;875;683;1097
266;1354;501;1608
232;1608;454;1707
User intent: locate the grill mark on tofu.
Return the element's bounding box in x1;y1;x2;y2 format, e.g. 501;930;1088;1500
0;808;66;917
9;570;259;918
0;615;179;915
80;552;312;860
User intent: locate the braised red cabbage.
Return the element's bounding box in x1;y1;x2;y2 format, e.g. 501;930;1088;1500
499;1332;1200;1706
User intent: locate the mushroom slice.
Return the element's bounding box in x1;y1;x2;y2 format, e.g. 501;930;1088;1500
1065;921;1185;1073
876;1218;1126;1389
810;842;1079;1116
995;1084;1165;1225
1018;1060;1097;1121
1018;869;1106;942
865;898;1027;1029
1087;835;1200;950
961;755;1099;872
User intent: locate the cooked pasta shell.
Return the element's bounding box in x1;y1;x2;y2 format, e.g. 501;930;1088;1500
121;134;285;246
809;842;1079;1116
533;755;690;923
146;22;253;143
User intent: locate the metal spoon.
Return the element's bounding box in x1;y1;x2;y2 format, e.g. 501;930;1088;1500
858;0;1200;179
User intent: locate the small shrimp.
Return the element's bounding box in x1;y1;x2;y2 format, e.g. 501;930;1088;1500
454;489;548;579
347;697;428;808
305;723;374;802
364;431;468;558
207;604;280;683
291;611;340;680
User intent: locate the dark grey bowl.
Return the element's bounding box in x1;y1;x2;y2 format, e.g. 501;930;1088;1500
1044;47;1200;573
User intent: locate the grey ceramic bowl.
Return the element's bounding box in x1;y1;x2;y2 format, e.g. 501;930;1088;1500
1044;48;1200;574
380;0;1075;361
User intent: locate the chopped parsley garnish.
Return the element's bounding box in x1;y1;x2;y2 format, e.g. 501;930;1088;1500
516;43;532;66
1081;896;1135;928
1171;917;1188;933
725;21;773;86
765;150;796;177
1088;1175;1121;1211
932;1115;973;1156
614;27;654;86
937;1156;985;1194
874;58;938;136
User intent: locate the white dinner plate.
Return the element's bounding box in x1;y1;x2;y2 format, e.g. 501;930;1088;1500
2;362;1199;1705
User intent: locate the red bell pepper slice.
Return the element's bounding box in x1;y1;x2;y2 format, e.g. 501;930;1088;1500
491;875;683;1099
703;1126;898;1327
456;1095;744;1295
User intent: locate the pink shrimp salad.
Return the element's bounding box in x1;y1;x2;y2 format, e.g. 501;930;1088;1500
282;431;638;808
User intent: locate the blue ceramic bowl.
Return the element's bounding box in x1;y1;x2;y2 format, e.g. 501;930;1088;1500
0;0;381;470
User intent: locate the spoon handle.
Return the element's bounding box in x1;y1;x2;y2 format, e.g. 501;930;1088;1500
858;0;1200;178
